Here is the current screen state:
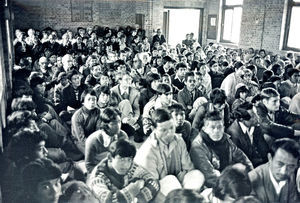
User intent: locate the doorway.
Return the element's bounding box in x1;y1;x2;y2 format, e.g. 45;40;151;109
163;8;203;48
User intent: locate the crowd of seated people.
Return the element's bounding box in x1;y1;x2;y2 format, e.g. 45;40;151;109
0;24;300;203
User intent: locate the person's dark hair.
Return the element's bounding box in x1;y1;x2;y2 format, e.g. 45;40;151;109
22;158;61;195
260;87;279;99
287;68;300;78
213;164;251;200
60;180;98;203
11;97;36;111
260;82;276;90
155;83;172;95
208;60;218;68
269;75;281;83
246;64;257;73
210;88;227;104
7;110;37;131
271;63;282;75
164;189;205;203
175;62;187;71
233;102;253;121
152;108;172;128
233;61;244;70
29;75;45;88
98;85;110;95
9;130;47;162
251;94;261;104
235;85;249;99
99;107;121;133
233;195;262;203
109;139;136;158
12;86;34;98
66;69;81;80
80;88;97;103
168;103;185;113
261;70;274;83
270;138;300;159
204;111;223;122
184;71;195;81
146;72;160;86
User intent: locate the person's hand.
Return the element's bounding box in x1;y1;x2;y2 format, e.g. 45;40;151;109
126;180;145;196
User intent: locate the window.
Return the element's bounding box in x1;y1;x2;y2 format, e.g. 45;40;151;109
221;0;243;44
284;0;300;51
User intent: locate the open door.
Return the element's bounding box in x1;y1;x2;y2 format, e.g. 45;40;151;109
163;8;203;48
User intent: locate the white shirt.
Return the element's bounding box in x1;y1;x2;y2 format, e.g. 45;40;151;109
269;168;287;195
239;122;255;144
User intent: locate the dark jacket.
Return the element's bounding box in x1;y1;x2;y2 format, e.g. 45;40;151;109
226;120;269;167
177;86;203;116
190;130;253;187
152;34;166;45
256;102;300;138
61;84;86;111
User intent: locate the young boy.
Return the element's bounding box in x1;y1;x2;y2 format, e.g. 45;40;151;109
88;139;159;202
171;62;187;90
168;103;199;151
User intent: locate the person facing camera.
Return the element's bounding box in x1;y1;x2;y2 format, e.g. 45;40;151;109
135;108;204;201
88;139;159;203
190;111;253;188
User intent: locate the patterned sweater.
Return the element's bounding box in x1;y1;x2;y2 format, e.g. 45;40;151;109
88;159;159;203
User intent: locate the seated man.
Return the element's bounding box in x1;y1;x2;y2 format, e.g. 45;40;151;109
226;102;269;167
168;103;199;151
249;138;300;203
88;139;160;203
135;108;204;199
171;62;187;90
71;88;101;155
142;83;177;136
256;87;300;140
85;107;128;173
190;111;253;188
177;71;203;117
110;71;140;137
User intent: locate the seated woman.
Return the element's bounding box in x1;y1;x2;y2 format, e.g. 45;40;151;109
88;139;159;203
85;107;128;173
201;163;252;203
231;85;250;112
17;158;62;203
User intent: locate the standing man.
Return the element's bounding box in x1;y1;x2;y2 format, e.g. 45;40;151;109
152;28;166;47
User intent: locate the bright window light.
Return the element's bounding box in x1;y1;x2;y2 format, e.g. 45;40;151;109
222;7;242;43
225;0;243;5
287;6;300;49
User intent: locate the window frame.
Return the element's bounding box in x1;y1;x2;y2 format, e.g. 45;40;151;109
283;0;300;52
220;0;243;44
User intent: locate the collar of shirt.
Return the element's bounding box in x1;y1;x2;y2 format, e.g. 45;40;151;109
174;74;184;82
269;168;287;195
119;86;129;96
102;130;113;148
239;122;255;143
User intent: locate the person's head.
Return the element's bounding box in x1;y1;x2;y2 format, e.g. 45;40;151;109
62;54;74;72
164;189;204;203
22;158;62;203
59;181;98;203
213;164;251;201
168;103;186;127
152;108;175;144
108;139;136;175
234;101;259;127
233;61;245;76
146;72;160;90
261;87;280;112
97;85;110;105
67;69;81;88
10;130;48;161
81;88;97;110
156;28;162;36
161;74;171;84
29;75;46;95
271;63;283;77
241;69;253;83
235;85;249;100
99;107;121;135
288;68;300;83
39;56;48;71
11;97;36;112
184;71;196;91
119;71;132;89
202;111;224;141
90;64;102;78
156;83;173;105
259;49;266;58
262;69;274;83
210;88;227;111
268;138;300;182
57;72;68;87
175;62;187;79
